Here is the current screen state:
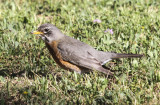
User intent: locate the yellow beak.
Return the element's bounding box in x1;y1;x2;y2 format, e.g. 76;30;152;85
31;31;44;35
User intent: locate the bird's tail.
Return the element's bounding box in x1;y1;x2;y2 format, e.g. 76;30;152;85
112;53;143;59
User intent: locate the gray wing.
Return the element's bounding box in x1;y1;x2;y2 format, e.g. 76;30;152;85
58;37;100;68
57;36;113;75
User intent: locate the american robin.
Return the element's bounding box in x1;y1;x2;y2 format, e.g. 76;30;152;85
31;23;143;76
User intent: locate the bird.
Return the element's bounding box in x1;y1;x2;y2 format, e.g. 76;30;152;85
31;23;143;76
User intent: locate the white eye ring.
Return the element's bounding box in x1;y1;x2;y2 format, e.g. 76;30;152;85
44;28;49;33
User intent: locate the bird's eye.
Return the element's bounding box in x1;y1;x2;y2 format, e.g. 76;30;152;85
44;28;49;33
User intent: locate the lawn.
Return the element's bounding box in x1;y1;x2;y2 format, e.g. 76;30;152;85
0;0;160;104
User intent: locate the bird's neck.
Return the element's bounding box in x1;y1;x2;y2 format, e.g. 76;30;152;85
45;34;65;44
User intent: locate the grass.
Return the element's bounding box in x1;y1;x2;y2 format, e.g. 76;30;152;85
0;0;160;104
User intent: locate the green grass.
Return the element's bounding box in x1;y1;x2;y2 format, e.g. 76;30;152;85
0;0;160;104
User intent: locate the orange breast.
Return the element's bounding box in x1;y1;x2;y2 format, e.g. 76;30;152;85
45;41;81;73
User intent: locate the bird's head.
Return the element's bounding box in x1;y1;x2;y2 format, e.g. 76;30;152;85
31;23;64;43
